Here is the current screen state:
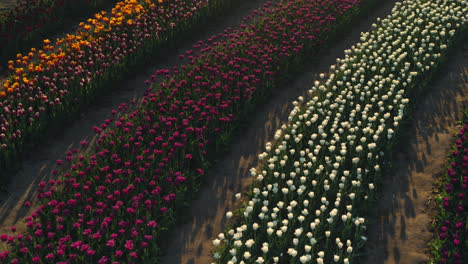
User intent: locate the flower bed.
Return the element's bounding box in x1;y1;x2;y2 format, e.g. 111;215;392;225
0;0;116;62
0;0;242;176
0;0;372;262
210;0;468;263
430;114;468;264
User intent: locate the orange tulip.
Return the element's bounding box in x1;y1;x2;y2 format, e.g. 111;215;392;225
15;68;23;76
1;0;160;95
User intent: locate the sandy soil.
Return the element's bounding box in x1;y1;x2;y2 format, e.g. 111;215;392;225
363;39;468;264
157;1;401;263
0;0;464;263
0;0;300;252
0;0;277;246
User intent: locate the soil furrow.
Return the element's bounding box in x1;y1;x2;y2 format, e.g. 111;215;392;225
0;0;273;238
157;1;400;263
363;39;468;264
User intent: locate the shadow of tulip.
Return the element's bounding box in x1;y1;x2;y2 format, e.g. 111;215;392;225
0;0;277;249
157;1;405;263
363;38;468;264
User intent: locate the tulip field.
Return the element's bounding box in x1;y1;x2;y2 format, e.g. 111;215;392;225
0;0;118;63
0;0;245;176
430;113;468;264
211;0;467;262
0;0;466;263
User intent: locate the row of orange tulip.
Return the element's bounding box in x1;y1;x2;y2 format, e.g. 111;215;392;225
2;0;157;96
0;0;116;65
0;0;237;176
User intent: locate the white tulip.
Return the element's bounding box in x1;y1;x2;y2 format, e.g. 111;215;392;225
293;238;299;246
267;228;274;235
276;230;283;237
310;238;317;245
287;248;298;257
252;223;259;230
213;239;221;246
261;244;268;254
245;239;255;248
300;255;310;263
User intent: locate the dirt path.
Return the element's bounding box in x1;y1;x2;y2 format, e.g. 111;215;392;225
3;0;461;263
0;0;274;238
157;1;400;263
363;39;468;263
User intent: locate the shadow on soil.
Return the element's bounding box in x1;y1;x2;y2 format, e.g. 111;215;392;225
0;0;276;240
158;1;405;263
363;39;468;264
